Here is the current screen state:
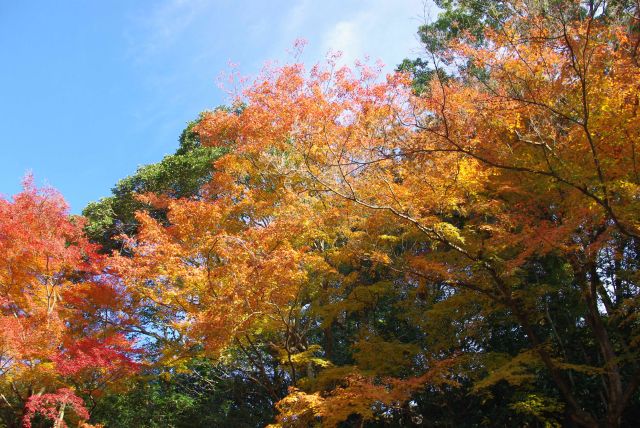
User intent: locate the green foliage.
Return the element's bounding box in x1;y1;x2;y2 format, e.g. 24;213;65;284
90;362;276;428
397;0;511;93
510;394;564;427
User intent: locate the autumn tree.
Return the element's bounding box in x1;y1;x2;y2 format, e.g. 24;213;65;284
83;114;287;428
0;178;137;428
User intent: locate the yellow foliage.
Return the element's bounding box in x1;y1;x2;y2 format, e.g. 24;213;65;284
473;350;542;392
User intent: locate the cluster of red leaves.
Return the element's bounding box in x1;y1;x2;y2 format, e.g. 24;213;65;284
0;176;98;276
53;335;140;377
22;388;89;428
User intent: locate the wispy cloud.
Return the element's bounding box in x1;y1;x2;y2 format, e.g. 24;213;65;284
125;0;208;61
283;0;312;35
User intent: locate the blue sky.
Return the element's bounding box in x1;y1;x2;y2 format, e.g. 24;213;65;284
0;0;431;213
